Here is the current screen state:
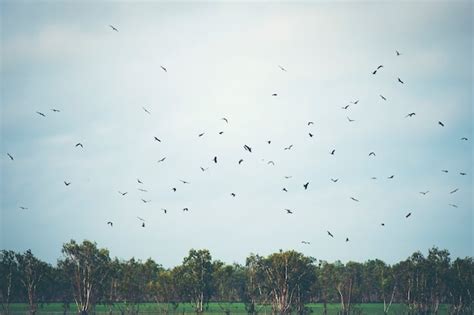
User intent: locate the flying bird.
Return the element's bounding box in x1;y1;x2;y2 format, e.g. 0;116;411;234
137;216;145;221
109;25;118;32
369;152;376;156
180;180;190;184
460;137;468;140
419;191;429;195
308;121;314;125
285;209;293;214
330;149;335;155
381;223;385;226
377;65;384;70
19;206;28;210
387;175;394;179
231;193;236;197
278;65;287;71
346;238;349;242
406;112;416;117
449;204;458;208
282;188;288;192
172;187;177;192
118;191;128;196
303;182;309;190
405;212;412;218
198;133;205;137
347;116;355;122
218;131;224;135
330;178;339;182
341;105;350;110
142;107;151;114
107;221;113;227
36;111;46;117
450;188;459;194
7;153;13;160
183;207;189;212
396;50;402;56
272;93;278;97
380;95;387;101
441;170;448;173
284;145;293;150
284;176;292;179
200;167;209;172
64;181;71;186
351;100;359;104
213;156;217;163
267;161;275;165
309;133;314;137
221;117;228;123
238;159;243;164
75;143;83;148
157;157;166;163
160;66;167;72
327;231;334;238
142;222;145;228
267;140;271;144
138;188;148;192
50;108;60;112
243;145;252;152
438;121;445;127
301;241;310;245
154;137;161;142
398;77;404;84
137;179;143;184
350;197;359;202
162;208;167;214
141;199;151;203
460;172;466;175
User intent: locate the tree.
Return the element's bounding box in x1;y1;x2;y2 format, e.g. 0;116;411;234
243;254;269;315
16;250;49;315
0;250;19;315
212;262;246;315
58;240;111;315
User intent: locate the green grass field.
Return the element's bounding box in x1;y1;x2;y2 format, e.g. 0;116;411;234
8;302;451;314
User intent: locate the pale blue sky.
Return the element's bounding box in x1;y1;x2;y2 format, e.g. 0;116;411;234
1;1;472;267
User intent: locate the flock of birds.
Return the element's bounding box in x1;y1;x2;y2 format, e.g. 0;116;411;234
4;24;470;246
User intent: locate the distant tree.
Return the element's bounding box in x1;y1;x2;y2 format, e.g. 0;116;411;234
243;254;269;315
363;259;396;314
212;262;246;315
58;240;111;315
449;257;473;314
0;250;19;315
153;268;180;313
16;250;49;315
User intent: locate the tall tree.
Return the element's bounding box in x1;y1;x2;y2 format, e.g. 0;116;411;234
0;250;19;315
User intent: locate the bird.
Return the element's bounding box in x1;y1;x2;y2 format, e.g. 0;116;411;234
141;199;151;203
157;157;166;163
284;176;292;179
346;238;349;242
160;66;167;72
327;231;334;238
64;181;71;186
381;223;385;226
172;187;177;192
396;50;402;56
7;153;14;160
377;65;383;70
231;193;236;197
180;180;190;184
137;216;145;221
441;170;449;173
142;107;151;114
183;207;189;212
449;204;458;208
267;140;271;144
419;191;429;195
398;78;404;84
267;161;275;165
243;145;252;152
19;206;28;210
142;222;145;228
200;167;208;172
213;156;217;163
309;133;314;137
405;212;412;218
406;113;416;117
137;188;148;192
438;121;445;127
460;137;468;140
450;188;459;194
284;145;293;150
154;137;161;142
238;159;244;164
137;179;143;184
387;175;394;179
198;133;205;137
371;177;377;180
285;209;293;214
372;70;378;75
107;221;113;227
36;111;46;117
380;95;387;101
369;152;376;157
75;143;83;148
301;241;310;245
308;121;314;125
330;178;339;182
341;105;350;110
278;65;287;71
350;197;359;202
330;149;335;155
303;182;309;190
347;116;355;122
282;188;288;192
351;100;359;104
162;208;167;214
218;131;224;135
460;172;467;175
272;93;277;96
118;191;128;196
221;117;229;123
109;25;118;32
50;108;60;112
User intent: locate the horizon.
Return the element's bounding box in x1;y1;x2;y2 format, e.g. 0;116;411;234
1;1;472;269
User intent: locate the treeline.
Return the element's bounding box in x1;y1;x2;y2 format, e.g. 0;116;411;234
1;240;472;315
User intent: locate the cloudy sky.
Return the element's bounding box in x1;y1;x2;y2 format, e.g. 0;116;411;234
1;1;472;267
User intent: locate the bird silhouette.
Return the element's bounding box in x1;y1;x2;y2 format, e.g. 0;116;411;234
213;156;217;163
137;179;143;184
107;221;113;227
36;111;46;117
303;182;309;190
138;188;148;192
285;209;293;214
341;105;350;110
406;113;416;117
154;137;161;142
142;222;145;228
19;206;28;210
419;191;429;195
75;143;83;148
198;133;205;137
243;145;252;152
449;204;458;208
64;181;71;186
118;191;128;196
347;116;355;122
157;157;166;163
267;140;271;144
267;161;275;165
218;131;224;135
301;241;310;244
50;108;60;112
109;25;118;32
308;121;314;125
369;152;376;156
351;100;359;104
284;145;294;150
309;133;314;137
396;50;402;56
231;193;236;197
141;199;151;203
142;107;151;114
380;95;387;101
284;176;292;179
330;149;335;155
398;78;404;84
460;137;468;140
162;208;167;214
272;93;278;96
387;175;394;179
180;180;190;184
346;238;349;242
172;187;177;192
438;121;445;127
405;212;412;218
137;216;145;221
350;197;359;202
183;208;189;212
278;65;287;71
381;223;385;226
7;153;14;160
200;167;209;172
450;188;459;194
460;172;467;176
160;66;167;72
331;178;339;182
221;117;229;123
327;231;334;238
282;188;288;192
441;170;449;173
238;159;243;164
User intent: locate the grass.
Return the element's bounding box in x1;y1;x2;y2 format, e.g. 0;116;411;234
8;302;451;314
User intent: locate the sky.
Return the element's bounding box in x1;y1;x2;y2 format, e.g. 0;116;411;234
0;1;472;268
